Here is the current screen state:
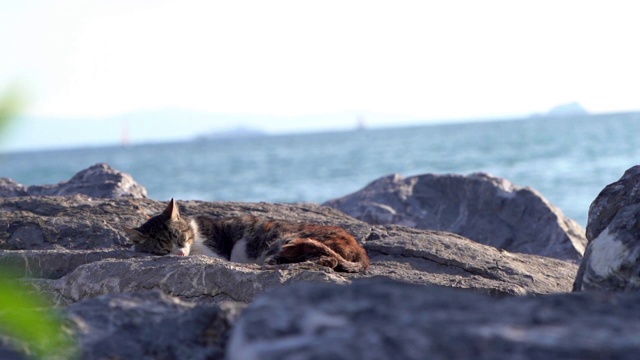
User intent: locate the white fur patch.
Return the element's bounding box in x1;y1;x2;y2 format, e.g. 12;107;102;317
589;227;629;277
230;237;253;264
188;219;226;260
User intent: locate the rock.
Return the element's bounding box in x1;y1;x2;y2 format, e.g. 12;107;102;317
324;172;586;262
0;163;147;199
1;290;244;360
65;291;243;360
0;163;599;359
585;165;640;241
0;178;28;197
31;255;350;307
574;165;640;291
0;196;156;250
0;196;577;307
0;249;139;279
227;278;640;360
363;226;575;296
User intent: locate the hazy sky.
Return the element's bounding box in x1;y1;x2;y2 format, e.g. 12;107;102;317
1;0;639;151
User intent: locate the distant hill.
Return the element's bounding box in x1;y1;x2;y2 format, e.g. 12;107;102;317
546;102;589;117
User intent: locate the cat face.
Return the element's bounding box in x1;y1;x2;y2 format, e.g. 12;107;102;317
124;199;194;256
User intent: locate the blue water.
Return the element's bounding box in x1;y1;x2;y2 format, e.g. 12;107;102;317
2;113;639;227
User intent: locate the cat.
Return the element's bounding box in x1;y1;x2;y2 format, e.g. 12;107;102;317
123;199;370;273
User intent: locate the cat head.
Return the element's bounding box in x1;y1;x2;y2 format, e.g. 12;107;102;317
124;198;194;256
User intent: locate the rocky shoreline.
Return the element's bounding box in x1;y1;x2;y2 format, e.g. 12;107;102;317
1;163;639;359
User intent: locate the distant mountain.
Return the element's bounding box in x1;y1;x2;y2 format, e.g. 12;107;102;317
546;102;589;117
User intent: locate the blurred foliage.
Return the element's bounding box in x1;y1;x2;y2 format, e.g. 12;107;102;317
0;88;77;358
0;272;77;359
0;270;77;359
0;85;25;141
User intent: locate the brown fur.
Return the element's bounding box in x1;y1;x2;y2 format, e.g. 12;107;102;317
126;199;370;273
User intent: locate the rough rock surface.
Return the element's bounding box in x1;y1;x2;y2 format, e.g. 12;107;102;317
585;165;640;241
325;172;586;262
228;278;640;360
0;164;618;359
31;256;350;307
0;178;28;197
65;291;243;360
0;163;147;199
574;165;640;291
0;196;577;302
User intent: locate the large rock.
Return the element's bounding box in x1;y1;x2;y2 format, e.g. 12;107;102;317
0;196;577;306
585;165;640;241
0;196;154;250
31;256;350;307
574;165;640;291
0;163;147;199
0;290;243;360
325;172;586;262
0;178;28;197
0;164;612;359
227;278;640;360
65;291;243;360
363;226;575;296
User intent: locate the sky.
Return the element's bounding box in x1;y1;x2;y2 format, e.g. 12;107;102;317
1;0;639;151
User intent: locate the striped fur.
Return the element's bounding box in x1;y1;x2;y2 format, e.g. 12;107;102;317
124;199;370;273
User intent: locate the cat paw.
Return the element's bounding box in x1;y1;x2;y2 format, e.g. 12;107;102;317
264;256;280;265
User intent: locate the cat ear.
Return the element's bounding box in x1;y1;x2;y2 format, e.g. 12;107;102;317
123;226;145;244
162;198;181;220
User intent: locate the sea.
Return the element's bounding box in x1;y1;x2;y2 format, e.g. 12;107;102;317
2;112;639;227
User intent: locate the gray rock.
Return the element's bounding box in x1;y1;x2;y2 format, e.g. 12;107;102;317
26;230;576;307
0;249;139;279
585;165;640;241
0;163;147;199
0;196;577;306
0;178;28;197
574;165;640;291
0;291;243;360
0;336;28;360
325;172;587;262
32;255;350;306
0;175;598;359
363;226;576;296
0;196;155;250
227;278;640;360
65;291;243;360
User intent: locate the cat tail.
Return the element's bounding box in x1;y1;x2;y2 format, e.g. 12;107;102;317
334;248;370;273
276;238;370;273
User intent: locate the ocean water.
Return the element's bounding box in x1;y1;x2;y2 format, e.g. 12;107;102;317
2;113;639;227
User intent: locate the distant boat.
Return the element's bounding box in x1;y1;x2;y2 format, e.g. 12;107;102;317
356;116;367;130
121;120;130;147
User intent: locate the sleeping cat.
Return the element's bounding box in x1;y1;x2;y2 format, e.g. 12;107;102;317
123;199;370;273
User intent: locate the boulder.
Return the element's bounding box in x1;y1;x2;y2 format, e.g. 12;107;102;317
0;163;614;359
574;165;640;291
228;278;640;360
585;165;640;241
0;178;28;197
0;290;243;360
0;196;155;250
0;196;577;307
30;256;350;307
363;226;575;296
325;172;586;262
65;291;243;360
0;163;147;199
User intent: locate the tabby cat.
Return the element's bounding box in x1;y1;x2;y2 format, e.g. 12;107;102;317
123;199;370;273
